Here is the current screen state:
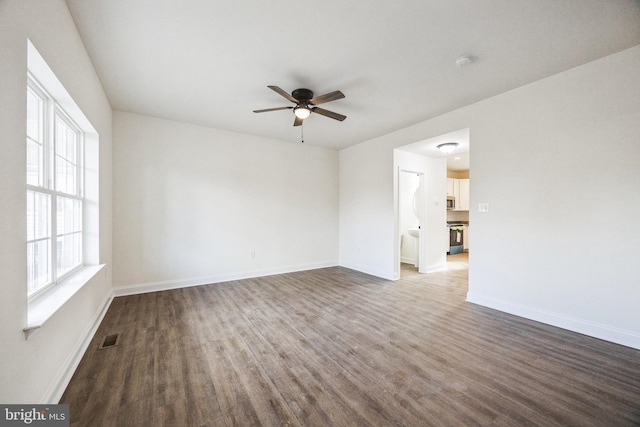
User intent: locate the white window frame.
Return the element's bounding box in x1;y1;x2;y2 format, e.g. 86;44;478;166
27;73;85;300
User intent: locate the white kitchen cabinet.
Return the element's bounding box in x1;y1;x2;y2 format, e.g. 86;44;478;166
447;178;455;197
457;179;470;211
448;178;470;211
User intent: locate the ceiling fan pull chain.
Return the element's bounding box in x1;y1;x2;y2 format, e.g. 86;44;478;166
301;123;304;143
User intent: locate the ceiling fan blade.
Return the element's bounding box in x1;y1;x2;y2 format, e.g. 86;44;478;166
312;107;346;121
253;106;293;113
293;116;304;126
268;85;298;103
309;90;345;105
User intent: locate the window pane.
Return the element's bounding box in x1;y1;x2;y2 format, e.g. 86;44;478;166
55;115;78;194
27;191;51;295
57;233;81;276
27;191;50;241
27;239;51;295
27;88;44;187
56;157;77;194
57;196;82;276
57;196;82;235
27;89;42;141
27;139;43;186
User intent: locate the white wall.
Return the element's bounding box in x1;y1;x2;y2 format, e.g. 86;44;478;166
339;141;396;279
468;45;640;348
0;0;113;403
112;111;339;292
339;45;640;349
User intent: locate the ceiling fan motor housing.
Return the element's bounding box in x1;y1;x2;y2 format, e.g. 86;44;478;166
292;88;314;102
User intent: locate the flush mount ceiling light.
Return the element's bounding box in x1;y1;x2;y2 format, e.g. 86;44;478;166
293;105;311;119
437;142;459;154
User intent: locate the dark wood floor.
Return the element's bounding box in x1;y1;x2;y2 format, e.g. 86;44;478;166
61;254;640;426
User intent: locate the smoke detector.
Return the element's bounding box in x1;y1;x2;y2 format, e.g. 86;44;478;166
456;55;473;68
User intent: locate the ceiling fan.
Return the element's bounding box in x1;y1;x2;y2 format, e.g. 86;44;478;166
253;86;346;126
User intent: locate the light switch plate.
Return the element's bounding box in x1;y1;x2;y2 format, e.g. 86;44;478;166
479;203;489;213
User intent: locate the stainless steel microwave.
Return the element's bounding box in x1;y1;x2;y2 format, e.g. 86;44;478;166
446;196;455;210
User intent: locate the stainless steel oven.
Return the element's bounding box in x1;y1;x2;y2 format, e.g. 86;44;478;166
448;224;464;254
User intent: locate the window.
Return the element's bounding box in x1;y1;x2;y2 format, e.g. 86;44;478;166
24;40;102;336
26;75;84;297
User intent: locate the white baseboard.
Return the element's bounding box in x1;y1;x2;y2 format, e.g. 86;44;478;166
466;292;640;350
424;262;448;273
42;292;113;403
112;261;339;297
400;256;417;265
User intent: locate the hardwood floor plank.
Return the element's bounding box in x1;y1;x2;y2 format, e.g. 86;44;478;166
61;257;640;426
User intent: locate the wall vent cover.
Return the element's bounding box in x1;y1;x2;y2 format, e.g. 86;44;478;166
98;333;121;350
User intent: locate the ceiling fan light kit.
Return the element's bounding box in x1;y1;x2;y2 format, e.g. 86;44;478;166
254;85;346;127
294;106;311;119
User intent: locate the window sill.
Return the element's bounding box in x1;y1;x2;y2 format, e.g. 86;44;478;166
24;264;105;339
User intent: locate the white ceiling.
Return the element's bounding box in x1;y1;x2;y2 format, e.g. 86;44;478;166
397;128;471;171
65;0;640;150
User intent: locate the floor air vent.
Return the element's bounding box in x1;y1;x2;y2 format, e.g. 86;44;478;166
98;333;121;350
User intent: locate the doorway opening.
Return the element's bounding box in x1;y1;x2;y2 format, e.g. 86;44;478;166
393;128;470;280
398;170;423;276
